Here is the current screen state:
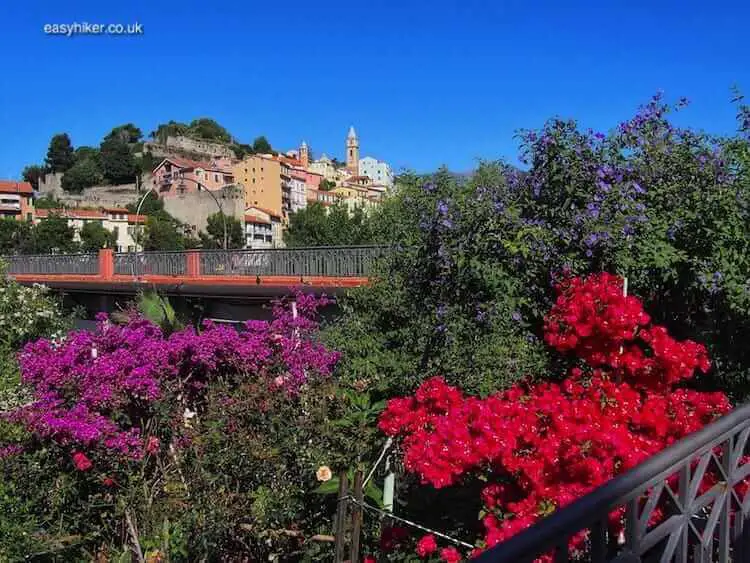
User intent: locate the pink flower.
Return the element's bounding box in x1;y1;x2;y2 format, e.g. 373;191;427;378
72;451;92;471
146;436;160;455
440;546;462;562
416;534;438;557
102;476;116;487
363;557;376;563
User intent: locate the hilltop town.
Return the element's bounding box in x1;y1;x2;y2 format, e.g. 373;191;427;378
1;123;393;252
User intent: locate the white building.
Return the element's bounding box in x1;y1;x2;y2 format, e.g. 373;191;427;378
359;156;393;188
282;166;308;216
309;154;339;182
34;207;145;252
244;206;284;249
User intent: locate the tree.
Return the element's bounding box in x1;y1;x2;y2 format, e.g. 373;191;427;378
231;143;254;159
188;118;232;143
143;216;184;251
126;191;170;221
105;123;143;144
0;218;31;254
199;212;244;249
319;179;336;191
150;121;189;144
32;196;64;209
30;214;77;253
99;136;138;185
79;221;117;252
283;201;375;247
61;158;104;193
74;146;101;165
45;134;75;173
21;165;45;191
252;136;273;154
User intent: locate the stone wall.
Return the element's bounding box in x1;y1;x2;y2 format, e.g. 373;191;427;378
143;135;235;160
162;184;244;235
37;173;153;209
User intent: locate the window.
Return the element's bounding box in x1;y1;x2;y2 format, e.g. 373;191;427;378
252;178;255;184
214;174;219;183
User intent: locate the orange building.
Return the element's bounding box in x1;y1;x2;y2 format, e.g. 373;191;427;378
233;155;283;218
0;180;34;221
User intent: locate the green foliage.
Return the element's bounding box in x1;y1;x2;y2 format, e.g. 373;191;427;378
284;202;376;247
231;143;254;159
28;214;77;253
150;120;189;144
252;135;273;154
0;218;31;255
105;123;143;144
143;216;184;251
188;118;232;143
61;156;104;193
199;212;244;249
79;221;117;252
21;164;45;191
319;178;336;191
45;133;75;173
100;136;139;185
32;196;63;209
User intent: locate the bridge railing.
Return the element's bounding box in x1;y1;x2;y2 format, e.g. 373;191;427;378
114;251;188;277
475;401;750;563
2;246;388;279
1;253;99;275
199;246;385;277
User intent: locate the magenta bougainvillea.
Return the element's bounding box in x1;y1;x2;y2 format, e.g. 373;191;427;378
380;274;733;560
4;294;339;464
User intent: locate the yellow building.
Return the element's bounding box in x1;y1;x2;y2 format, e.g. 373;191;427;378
232;155;283;218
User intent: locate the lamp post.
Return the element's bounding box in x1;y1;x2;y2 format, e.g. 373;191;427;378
176;177;229;250
132;188;155;278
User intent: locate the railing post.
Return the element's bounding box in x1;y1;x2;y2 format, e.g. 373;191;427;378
98;248;114;280
186;250;201;278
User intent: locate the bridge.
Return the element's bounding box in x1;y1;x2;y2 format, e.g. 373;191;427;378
2;246;383;298
2;247;385;321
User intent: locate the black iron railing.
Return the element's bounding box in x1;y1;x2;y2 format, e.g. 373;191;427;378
475;402;750;563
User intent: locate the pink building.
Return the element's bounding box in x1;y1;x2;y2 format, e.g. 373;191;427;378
291;167;323;191
152;157;235;196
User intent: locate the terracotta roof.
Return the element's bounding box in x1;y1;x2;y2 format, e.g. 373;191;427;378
35;208;106;219
128;214;146;224
244;215;271;225
245;205;281;220
103;207;130;214
0;180;33;195
154;157;233;175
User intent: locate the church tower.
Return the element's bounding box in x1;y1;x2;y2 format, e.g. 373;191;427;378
299;140;309;167
346;126;359;176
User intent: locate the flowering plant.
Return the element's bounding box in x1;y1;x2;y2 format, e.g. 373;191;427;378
380;274;733;560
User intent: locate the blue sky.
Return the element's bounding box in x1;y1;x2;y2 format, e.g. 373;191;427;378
1;0;748;179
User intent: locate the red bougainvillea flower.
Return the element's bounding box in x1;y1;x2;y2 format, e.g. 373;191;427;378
363;556;376;563
380;273;736;559
416;534;439;557
72;451;93;471
145;436;160;455
102;476;116;487
440;546;463;562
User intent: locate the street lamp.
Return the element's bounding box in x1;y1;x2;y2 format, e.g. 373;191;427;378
132;188;155;278
176;176;229;250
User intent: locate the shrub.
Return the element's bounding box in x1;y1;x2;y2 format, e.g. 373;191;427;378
0;294;345;560
380;274;735;559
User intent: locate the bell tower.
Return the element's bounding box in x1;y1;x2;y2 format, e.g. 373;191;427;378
299;140;309;167
346;126;359;176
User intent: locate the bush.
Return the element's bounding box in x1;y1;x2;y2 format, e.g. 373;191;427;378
0;294;346;560
379;274;735;559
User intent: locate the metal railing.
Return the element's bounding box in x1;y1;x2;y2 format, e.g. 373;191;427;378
1;253;99;275
475;402;750;563
114;251;187;276
2;247;388;279
199;246;385;277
